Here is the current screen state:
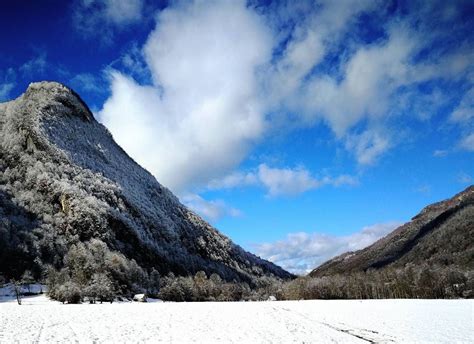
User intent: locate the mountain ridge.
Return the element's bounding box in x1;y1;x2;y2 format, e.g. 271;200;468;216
310;185;474;277
0;81;292;285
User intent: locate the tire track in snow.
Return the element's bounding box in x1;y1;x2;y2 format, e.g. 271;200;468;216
33;317;45;344
318;322;392;344
65;317;80;343
272;305;396;343
268;304;364;343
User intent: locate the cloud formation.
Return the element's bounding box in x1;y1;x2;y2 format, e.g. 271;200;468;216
255;222;401;275
69;73;106;95
100;0;272;193
98;0;473;197
0;82;14;102
450;87;474;124
0;54;51;101
449;86;474;152
257;164;357;197
460;133;474;151
18;53;47;77
433;149;449;158
458;172;473;184
207;164;358;197
181;193;241;223
72;0;144;44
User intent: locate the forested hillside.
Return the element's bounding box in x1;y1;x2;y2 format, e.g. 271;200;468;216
0;82;291;302
280;186;474;299
311;186;474;278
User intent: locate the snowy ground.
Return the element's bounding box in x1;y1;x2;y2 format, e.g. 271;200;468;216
0;296;472;343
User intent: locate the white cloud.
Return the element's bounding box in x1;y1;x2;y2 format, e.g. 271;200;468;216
257;164;320;196
99;0;273;193
72;0;144;43
1;54;50;101
0;65;18;101
19;53;47;77
457;172;473;184
99;0;381;193
328;174;360;187
69;73;105;94
98;0;473;194
298;25;419;134
181;194;241;223
344;130;391;165
459;133;474;151
264;0;378;121
433;149;449;157
448;86;474;153
118;43;150;82
207;171;259;190
415;184;431;194
269;16;472;164
255;222;401;275
207;164;358;197
450;87;474;124
102;0;143;24
0;82;14;101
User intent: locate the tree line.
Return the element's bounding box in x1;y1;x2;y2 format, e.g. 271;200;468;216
2;260;472;304
275;265;473;300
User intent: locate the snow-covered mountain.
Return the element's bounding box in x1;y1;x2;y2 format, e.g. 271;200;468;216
0;81;291;283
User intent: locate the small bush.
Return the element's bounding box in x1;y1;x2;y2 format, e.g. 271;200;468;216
57;281;82;304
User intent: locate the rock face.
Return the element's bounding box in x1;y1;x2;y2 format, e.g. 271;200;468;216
0;82;292;282
310;186;474;277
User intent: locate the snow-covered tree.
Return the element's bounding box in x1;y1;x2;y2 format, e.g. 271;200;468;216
84;273;114;304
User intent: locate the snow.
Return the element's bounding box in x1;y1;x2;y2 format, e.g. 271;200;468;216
0;298;472;343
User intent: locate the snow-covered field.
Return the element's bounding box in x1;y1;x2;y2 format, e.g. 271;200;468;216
0;296;472;343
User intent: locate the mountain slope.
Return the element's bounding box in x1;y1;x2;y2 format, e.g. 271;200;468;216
310;186;474;277
0;81;291;283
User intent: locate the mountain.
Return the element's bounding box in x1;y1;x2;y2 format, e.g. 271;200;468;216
310;186;474;278
0;81;291;286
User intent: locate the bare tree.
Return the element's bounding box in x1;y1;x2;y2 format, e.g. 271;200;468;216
11;279;22;305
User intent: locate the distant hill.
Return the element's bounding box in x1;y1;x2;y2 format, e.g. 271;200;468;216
310;186;474;278
0;82;291;289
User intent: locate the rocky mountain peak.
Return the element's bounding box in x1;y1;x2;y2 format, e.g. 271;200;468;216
22;81;93;123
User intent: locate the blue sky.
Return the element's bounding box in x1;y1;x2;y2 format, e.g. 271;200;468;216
1;0;473;274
